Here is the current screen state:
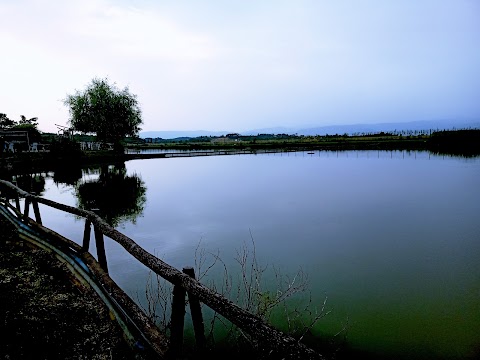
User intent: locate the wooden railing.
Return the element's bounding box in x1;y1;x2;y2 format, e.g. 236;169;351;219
0;179;324;360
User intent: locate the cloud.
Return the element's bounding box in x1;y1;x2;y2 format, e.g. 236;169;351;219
71;3;218;62
1;0;479;133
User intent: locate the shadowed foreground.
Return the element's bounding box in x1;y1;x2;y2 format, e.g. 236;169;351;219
0;217;135;359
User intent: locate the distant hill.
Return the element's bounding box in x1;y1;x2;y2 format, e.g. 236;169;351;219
140;119;480;139
243;119;480;136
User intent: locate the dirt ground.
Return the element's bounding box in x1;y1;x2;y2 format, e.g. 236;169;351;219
0;217;137;359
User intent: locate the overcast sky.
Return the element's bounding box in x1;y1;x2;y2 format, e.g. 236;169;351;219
1;0;479;134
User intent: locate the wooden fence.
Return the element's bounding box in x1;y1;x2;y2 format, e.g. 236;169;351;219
0;179;324;360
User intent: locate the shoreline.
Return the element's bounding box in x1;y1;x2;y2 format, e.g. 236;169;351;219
1;131;479;176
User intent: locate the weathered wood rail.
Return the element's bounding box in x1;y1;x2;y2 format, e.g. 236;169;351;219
0;179;325;360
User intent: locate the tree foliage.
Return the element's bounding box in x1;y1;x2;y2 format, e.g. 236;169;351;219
0;113;16;129
1;113;39;130
64;78;143;144
1;113;41;144
19;115;38;126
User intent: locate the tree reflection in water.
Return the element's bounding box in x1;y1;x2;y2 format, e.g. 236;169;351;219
75;163;147;227
12;173;46;196
52;165;83;187
3;163;147;227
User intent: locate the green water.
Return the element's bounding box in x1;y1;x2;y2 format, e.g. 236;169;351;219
32;150;480;359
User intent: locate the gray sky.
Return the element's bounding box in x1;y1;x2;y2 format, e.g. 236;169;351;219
1;0;479;134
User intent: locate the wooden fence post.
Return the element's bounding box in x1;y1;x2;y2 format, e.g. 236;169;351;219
15;195;21;212
183;267;206;351
93;225;108;273
169;282;187;358
82;219;91;252
32;200;42;225
23;197;30;222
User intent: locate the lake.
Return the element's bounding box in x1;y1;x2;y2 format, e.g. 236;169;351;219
26;150;480;359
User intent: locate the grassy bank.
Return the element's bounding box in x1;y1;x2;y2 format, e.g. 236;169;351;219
125;129;480;156
1;129;478;176
131;133;429;152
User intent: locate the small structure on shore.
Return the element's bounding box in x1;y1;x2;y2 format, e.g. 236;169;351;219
0;130;30;153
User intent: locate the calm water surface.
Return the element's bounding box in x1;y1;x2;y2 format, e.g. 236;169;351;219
34;150;480;359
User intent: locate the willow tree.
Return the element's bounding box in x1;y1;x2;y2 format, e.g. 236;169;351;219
64;78;142;149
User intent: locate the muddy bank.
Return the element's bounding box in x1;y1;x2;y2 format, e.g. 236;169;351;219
0;217;135;359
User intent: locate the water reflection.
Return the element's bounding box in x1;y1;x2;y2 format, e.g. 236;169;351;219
1;163;147;227
12;173;46;196
257;149;479;161
52;164;83;186
75;163;146;226
128;147;480;160
3;150;479;359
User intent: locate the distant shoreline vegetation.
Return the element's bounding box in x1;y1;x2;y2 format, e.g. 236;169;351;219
1;129;479;176
129;129;480;157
